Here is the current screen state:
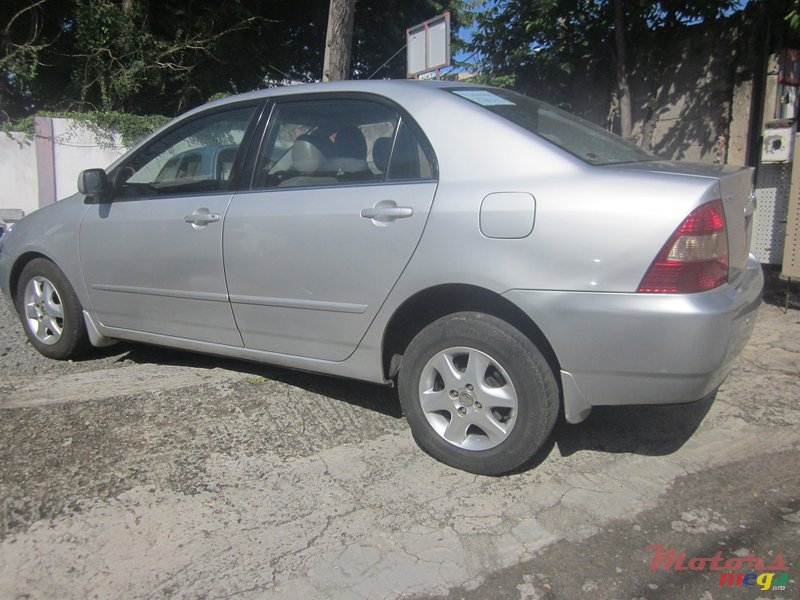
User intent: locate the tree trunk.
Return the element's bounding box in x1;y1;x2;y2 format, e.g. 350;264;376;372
613;0;633;139
322;0;357;81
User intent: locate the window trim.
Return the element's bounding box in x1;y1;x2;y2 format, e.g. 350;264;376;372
385;116;436;182
108;99;268;201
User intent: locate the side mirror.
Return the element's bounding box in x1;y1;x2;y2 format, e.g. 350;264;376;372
77;168;111;199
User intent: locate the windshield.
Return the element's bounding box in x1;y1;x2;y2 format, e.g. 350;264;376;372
449;87;655;166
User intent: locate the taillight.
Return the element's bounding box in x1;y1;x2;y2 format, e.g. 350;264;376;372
638;199;728;293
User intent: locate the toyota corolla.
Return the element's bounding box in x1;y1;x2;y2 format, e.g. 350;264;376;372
0;81;763;474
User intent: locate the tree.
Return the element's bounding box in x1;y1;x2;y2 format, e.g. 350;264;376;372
613;0;632;139
323;0;357;81
0;0;67;121
69;0;267;114
2;0;270;119
465;0;755;137
1;0;466;122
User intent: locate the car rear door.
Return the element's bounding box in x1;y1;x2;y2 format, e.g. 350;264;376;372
223;96;438;361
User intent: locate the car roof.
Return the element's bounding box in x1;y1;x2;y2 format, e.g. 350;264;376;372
193;79;472;116
221;78;464;99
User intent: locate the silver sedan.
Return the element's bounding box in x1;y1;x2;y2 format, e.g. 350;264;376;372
0;81;763;474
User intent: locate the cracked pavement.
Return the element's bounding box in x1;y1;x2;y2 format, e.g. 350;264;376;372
1;274;798;599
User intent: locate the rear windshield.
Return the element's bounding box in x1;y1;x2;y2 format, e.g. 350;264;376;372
448;87;655;166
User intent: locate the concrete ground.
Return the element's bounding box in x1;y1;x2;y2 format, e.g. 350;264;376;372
0;272;798;599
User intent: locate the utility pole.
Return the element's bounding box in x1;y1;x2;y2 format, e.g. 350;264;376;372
322;0;357;81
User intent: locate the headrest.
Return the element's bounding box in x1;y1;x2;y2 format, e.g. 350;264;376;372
372;137;392;174
292;134;333;173
335;126;367;160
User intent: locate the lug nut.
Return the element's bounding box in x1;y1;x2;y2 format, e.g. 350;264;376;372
449;390;459;398
475;402;482;409
466;384;474;391
458;406;467;415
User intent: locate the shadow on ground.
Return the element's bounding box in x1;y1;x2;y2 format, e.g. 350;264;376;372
92;340;404;418
101;338;717;466
761;265;800;312
509;393;715;475
71;334;720;471
554;392;715;458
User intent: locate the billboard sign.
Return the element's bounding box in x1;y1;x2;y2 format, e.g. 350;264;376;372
406;12;450;78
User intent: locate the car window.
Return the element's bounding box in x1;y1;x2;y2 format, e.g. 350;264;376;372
449;87;655;166
116;105;257;198
254;99;432;189
387;119;434;181
216;146;239;181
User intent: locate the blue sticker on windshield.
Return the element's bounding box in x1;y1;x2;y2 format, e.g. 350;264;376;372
453;90;516;106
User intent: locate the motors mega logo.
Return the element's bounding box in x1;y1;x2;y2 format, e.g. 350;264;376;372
648;544;790;591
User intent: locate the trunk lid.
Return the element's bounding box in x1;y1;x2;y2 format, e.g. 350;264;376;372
607;161;755;286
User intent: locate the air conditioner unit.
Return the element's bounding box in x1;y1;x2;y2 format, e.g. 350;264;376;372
761;122;795;163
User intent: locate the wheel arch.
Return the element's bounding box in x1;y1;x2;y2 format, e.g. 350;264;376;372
9;251;53;310
381;283;562;386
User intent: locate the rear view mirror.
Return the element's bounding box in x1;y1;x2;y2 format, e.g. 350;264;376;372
77;168;111;199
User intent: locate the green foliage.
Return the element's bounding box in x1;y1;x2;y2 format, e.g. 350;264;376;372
487;74;517;88
1;0;469;123
0;26;41;88
465;0;746;107
788;0;800;32
207;92;232;103
0;1;60;121
72;0;151;111
6;111;169;146
68;111;170;146
67;0;263;114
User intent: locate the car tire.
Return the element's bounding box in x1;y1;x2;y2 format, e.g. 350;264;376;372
15;258;91;360
398;311;559;475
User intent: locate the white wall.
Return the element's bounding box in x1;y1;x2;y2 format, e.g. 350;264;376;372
0;132;39;217
0;119;128;216
51;118;127;202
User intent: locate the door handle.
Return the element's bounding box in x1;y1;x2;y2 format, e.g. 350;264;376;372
184;208;221;227
360;201;414;223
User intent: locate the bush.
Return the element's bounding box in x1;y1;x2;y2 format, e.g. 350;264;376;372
5;111;170;147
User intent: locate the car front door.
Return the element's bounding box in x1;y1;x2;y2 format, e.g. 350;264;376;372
223;97;438;361
79;103;260;345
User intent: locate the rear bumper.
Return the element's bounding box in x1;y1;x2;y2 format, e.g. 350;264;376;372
503;255;763;422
